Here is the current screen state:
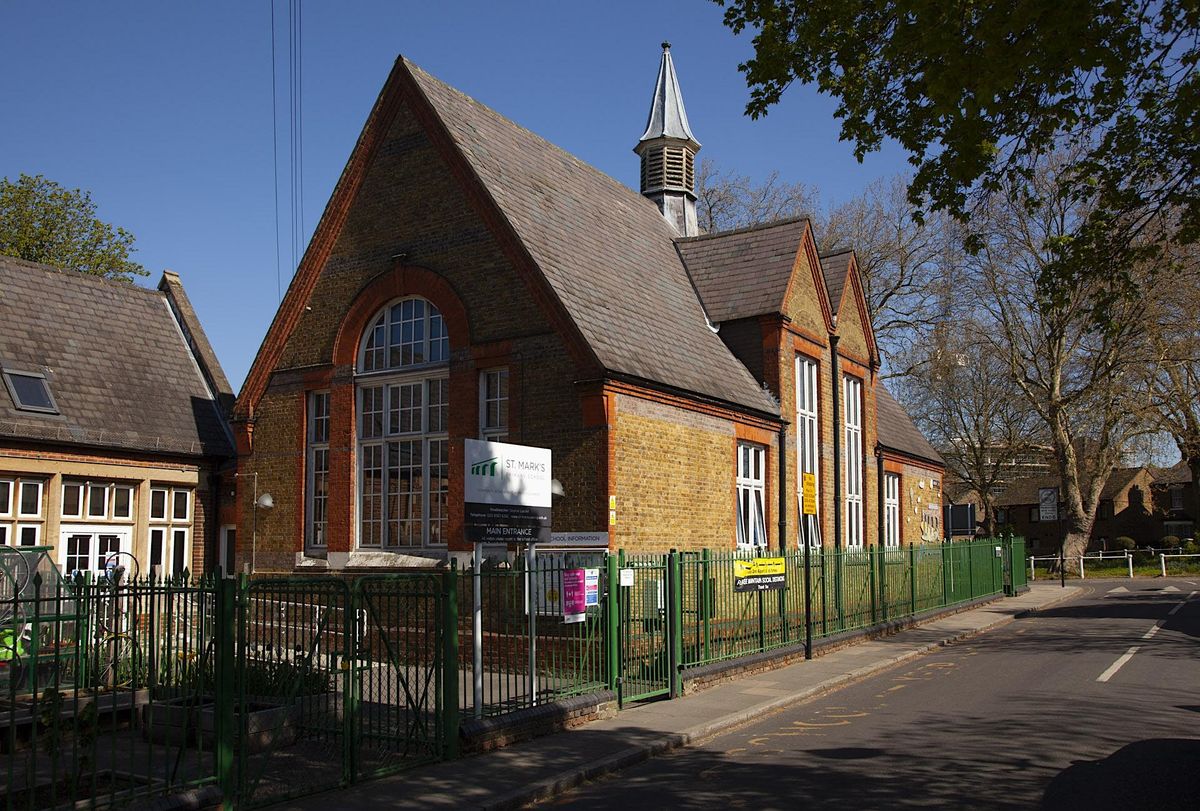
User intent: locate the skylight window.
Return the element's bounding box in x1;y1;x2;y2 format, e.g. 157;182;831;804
2;369;58;414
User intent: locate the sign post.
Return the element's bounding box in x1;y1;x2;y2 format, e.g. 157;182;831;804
464;439;553;710
801;472;816;660
1039;487;1063;588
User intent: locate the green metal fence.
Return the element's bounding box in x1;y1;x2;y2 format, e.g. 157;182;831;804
0;537;1024;808
671;538;1017;672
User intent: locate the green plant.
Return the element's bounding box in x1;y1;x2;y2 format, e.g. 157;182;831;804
240;658;331;697
1159;535;1181;549
1112;536;1136;552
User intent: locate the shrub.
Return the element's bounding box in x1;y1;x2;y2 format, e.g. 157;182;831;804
1111;536;1136;551
1159;535;1181;549
1183;540;1200;555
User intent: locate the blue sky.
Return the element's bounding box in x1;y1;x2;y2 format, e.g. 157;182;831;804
0;1;910;390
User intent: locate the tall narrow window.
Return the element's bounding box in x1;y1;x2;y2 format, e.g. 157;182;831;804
795;355;820;545
87;484;109;518
357;298;450;549
843;376;864;549
307;391;330;550
0;480;10;517
19;481;43;517
884;473;900;548
61;483;84;519
147;486;193;576
736;442;768;548
480;369;509;441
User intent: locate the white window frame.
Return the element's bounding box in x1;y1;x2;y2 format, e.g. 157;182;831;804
795;355;820;546
884;473;901;548
843;376;864;549
87;483;110;519
479;368;509;442
18;480;44;518
355;297;451;551
172;490;191;522
0;478;12;517
150;487;168;521
306;391;331;550
0;525;8;546
150;526;167;572
112;485;134;520
170;528;191;577
1170;487;1184;511
18;523;42;547
59;524;133;574
61;482;84;519
736;442;768;549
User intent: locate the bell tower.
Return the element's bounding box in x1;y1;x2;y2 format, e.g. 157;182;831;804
635;42;701;236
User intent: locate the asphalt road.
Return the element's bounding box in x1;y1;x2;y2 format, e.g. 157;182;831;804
544;577;1200;810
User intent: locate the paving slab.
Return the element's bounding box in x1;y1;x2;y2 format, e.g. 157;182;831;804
277;584;1080;811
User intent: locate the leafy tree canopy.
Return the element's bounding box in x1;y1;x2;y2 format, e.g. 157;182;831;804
0;173;146;281
718;1;1200;315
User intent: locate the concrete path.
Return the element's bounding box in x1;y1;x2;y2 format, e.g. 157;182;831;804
279;585;1078;811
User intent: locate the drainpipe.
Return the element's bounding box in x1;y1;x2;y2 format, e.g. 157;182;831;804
876;445;885;548
779;423;788;552
831;333;842;551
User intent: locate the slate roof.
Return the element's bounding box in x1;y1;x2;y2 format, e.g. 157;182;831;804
406;60;778;416
994;467;1147;506
0;256;233;458
1152;461;1192;485
676;218;808;324
876;385;943;465
820;250;854;312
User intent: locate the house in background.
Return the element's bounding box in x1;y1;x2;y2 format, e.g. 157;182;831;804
992;467;1173;553
1151;461;1196;541
0;256;234;578
231;46;944;572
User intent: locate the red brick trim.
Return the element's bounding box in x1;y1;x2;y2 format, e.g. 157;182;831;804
332;263;471;367
790;330;828;356
842;254;880;369
839;355;871;378
236;58;408;421
793;222;836;333
881;449;946;474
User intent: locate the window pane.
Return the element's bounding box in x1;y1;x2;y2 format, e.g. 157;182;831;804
428;379;447;434
151;528;164;567
62;483;82;517
8;373;55;411
66;534;90;572
88;485;108;517
361;386;384;439
0;526;7;545
19;525;38;546
113;486;132;519
0;480;10;515
97;534;121;570
19;482;41;516
172;530;188;576
173;490;189;521
150;489;167;520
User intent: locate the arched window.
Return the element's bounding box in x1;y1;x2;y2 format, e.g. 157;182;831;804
356;298;449;549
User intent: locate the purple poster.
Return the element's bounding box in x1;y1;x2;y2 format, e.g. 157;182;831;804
562;568;587;623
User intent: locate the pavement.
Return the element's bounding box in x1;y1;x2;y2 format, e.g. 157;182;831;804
278;584;1080;811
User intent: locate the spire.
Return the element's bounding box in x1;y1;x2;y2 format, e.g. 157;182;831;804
635;42;701;237
639;42;700;149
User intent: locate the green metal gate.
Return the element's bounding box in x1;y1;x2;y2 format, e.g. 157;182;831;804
613;554;678;705
236;572;456;807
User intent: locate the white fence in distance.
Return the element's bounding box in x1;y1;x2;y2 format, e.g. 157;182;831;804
1029;552;1133;580
1160;553;1200;577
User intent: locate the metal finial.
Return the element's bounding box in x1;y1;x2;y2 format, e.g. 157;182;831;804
662;41;671;51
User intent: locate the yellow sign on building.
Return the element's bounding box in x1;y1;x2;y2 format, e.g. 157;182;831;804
801;473;817;516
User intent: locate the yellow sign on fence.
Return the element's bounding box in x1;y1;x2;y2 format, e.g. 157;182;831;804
801;473;817;515
733;557;786;592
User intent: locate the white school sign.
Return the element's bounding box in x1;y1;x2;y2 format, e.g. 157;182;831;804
464;438;552;543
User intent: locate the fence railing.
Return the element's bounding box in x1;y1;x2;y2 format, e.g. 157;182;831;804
0;537;1024;809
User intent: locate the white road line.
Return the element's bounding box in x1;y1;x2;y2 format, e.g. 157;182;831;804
1097;647;1140;683
1167;590;1198;616
1143;624;1161;639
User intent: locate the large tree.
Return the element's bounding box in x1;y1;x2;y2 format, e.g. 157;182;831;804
973;157;1155;563
815;175;956;377
898;318;1043;536
719;1;1200;315
1143;244;1200;527
0;174;145;281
